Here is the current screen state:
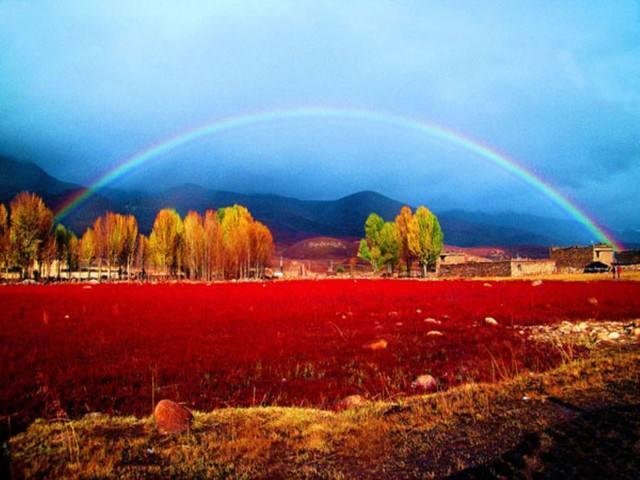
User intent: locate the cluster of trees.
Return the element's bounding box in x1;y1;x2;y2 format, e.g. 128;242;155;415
0;192;274;280
358;206;443;276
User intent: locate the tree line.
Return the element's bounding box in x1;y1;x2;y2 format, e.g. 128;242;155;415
358;205;443;276
0;192;274;280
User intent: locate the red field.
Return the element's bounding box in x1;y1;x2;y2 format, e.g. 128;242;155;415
2;280;640;433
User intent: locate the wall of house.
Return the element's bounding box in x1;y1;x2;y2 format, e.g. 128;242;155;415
549;246;594;272
439;253;467;265
438;260;511;278
616;249;640;266
593;247;614;266
510;259;556;277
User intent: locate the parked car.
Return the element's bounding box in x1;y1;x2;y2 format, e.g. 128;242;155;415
584;261;610;273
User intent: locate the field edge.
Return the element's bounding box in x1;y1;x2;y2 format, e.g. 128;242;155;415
7;349;640;479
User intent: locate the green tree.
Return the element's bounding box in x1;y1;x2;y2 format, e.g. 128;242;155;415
411;206;444;276
358;213;401;273
358;213;385;272
378;221;401;273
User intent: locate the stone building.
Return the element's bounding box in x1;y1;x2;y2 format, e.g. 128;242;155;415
549;244;614;272
615;249;640;270
438;258;556;278
438;251;467;265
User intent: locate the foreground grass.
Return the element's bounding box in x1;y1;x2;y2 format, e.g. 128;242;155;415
8;350;640;479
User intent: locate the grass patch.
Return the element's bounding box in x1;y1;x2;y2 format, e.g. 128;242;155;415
8;350;640;479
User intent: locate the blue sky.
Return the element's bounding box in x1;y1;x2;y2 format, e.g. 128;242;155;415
0;0;638;230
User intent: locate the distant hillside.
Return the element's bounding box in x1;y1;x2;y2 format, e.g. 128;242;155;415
0;156;79;199
0;157;631;248
282;237;359;260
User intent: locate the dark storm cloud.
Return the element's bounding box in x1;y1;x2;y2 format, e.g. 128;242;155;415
0;0;638;229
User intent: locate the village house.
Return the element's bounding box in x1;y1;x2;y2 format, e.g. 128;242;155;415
549;244;614;273
615;249;640;271
438;251;468;265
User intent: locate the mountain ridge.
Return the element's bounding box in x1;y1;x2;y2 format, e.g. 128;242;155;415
0;156;631;248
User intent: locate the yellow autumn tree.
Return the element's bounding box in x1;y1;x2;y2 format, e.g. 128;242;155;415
9;192;53;278
119;214;138;278
395;205;419;275
203;210;222;280
250;221;274;277
79;227;96;279
149;208;184;276
92;215;107;279
183;211;206;280
218;205;254;278
0;203;9;274
135;233;150;278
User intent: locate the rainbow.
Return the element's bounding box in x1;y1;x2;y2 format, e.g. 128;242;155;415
55;107;622;250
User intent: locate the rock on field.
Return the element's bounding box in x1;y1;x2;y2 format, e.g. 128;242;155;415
335;394;367;411
412;374;437;391
154;399;193;435
365;339;388;350
484;317;499;326
426;330;444;337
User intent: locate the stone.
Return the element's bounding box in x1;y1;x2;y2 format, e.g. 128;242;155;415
426;330;444;337
154;400;193;435
588;297;598;306
424;318;441;325
365;339;388;350
335;394;367;411
484;317;499;326
483;283;492;287
412;374;437;391
607;332;620;340
634;328;640;337
572;322;588;333
531;280;543;287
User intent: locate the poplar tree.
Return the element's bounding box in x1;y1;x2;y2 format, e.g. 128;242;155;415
9;192;53;278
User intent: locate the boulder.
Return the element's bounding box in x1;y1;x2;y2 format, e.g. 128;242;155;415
426;330;444;337
531;280;543;287
424;318;441;325
484;317;499;326
365;339;388;350
411;374;437;392
335;394;367;411
154;400;193;435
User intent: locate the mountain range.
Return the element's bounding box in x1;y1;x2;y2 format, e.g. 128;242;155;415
1;156;635;249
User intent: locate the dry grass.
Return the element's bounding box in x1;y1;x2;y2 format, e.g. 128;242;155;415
465;270;640;282
8;349;640;479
